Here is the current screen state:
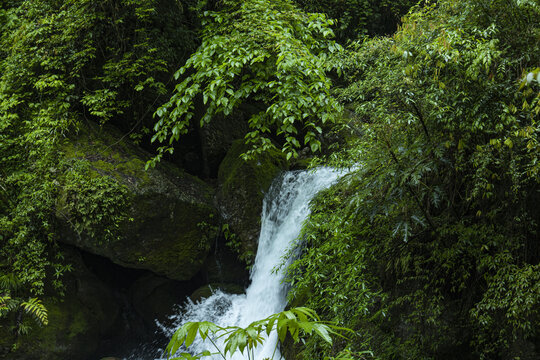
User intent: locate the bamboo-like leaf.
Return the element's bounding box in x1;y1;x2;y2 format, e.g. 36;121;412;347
312;323;332;344
164;307;352;359
297;321;314;334
185;322;199;348
265;315;277;335
166;323;190;356
237;330;247;354
283;310;296;320
288;320;300;342
198;321;219;340
295;307;319;320
246;325;259;341
277;318;289;343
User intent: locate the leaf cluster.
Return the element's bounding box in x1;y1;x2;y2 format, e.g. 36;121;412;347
287;0;540;358
0;0;197;332
0;273;49;335
294;0;417;42
151;0;343;165
165;307;352;360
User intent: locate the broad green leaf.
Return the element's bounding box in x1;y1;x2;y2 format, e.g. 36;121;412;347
313;323;332;344
185;323;199;348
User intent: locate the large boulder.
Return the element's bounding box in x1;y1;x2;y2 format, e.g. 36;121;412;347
217;140;287;263
202;246;249;286
0;249;120;360
56;122;219;281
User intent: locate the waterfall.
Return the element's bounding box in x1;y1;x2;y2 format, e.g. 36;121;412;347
131;168;342;360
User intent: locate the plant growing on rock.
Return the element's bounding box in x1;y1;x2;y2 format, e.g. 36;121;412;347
0;273;49;335
0;0;197;336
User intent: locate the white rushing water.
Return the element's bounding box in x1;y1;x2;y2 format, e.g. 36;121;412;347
135;168;342;360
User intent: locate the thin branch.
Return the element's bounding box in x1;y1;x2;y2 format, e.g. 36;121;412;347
383;137;438;233
271;336;279;360
207;335;227;360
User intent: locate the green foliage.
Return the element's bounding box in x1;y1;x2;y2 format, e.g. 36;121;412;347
287;178;380;327
58;160;132;244
0;0;538;358
0;273;49;335
165;307;352;360
152;0;343;165
220;224;252;266
287;0;540;358
285;177;384;359
471;263;540;354
294;0;417;41
0;0;197;333
20;298;49;328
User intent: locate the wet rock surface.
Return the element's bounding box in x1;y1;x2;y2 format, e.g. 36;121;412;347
217;140;287;263
57;122;219;281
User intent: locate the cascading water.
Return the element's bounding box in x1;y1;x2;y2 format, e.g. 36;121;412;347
132;168;342;360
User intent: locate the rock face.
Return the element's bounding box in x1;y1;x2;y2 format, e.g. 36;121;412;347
217;140;287;263
0;123;290;360
130;274;192;329
57;123;219;281
199;110;249;177
202;245;249;286
0;249;120;360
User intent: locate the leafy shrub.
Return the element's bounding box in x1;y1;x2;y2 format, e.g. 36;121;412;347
0;0;196;330
287;0;540;358
151;0;343;164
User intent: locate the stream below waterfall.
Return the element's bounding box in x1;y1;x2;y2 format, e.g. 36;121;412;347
127;168;342;360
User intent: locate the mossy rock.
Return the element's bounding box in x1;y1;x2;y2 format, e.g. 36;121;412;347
0;248;120;360
217;140;287;263
57;122;219;281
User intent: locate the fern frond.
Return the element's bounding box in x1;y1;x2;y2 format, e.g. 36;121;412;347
21;298;48;326
16;322;31;336
0;295;11;314
0;295;20;317
0;273;22;292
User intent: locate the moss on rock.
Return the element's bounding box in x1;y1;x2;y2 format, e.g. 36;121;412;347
199;109;250;177
57;122;219;281
217;140;287;263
